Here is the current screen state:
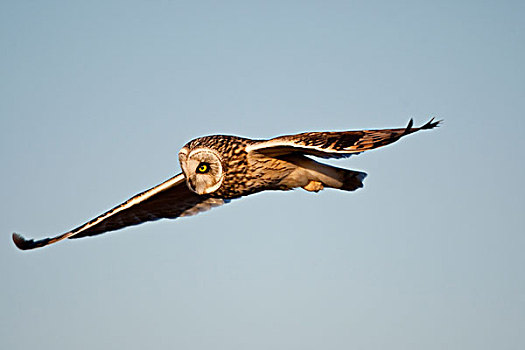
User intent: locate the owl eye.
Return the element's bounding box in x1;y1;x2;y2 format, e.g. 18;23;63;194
196;162;211;174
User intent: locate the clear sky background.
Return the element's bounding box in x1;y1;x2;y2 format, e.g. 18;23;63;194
1;1;524;349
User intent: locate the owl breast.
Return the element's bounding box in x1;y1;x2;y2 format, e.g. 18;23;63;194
214;151;297;198
211;145;252;198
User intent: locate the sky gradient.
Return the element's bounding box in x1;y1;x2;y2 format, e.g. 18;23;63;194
1;1;524;349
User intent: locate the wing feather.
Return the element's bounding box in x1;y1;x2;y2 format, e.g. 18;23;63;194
12;173;227;250
246;118;441;158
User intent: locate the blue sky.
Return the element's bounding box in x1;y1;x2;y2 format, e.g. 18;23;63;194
1;1;524;349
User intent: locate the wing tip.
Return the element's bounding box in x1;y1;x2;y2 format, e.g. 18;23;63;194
420;117;443;130
404;117;442;135
402;118;415;135
12;233;36;250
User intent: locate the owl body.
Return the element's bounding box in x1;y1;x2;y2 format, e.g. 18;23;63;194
179;133;370;199
12;119;440;250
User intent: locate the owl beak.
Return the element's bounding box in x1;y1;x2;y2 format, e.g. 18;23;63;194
186;176;206;195
186;177;197;193
194;182;208;195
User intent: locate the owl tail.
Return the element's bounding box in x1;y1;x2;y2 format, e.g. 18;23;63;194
301;166;366;192
286;156;367;192
339;169;368;191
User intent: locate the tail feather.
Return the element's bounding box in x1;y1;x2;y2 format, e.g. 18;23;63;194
340;169;367;191
278;154;367;193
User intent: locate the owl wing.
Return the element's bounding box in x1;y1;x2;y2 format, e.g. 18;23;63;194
246;118;441;159
12;173;228;250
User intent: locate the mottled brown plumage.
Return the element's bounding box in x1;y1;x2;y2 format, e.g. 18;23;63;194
12;118;440;250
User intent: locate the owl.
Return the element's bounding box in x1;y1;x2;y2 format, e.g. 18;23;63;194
13;118;440;250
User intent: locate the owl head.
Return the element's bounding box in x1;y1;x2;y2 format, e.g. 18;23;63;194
178;146;224;195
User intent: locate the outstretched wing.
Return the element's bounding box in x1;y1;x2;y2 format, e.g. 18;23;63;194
246;118;441;158
12;173;228;250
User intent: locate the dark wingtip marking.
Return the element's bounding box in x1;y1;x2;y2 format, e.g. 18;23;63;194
12;233;35;250
421;117;442;130
402;118;414;136
403;117;442;136
407;118;414;130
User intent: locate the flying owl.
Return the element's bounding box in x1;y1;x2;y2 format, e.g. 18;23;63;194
12;118;440;250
